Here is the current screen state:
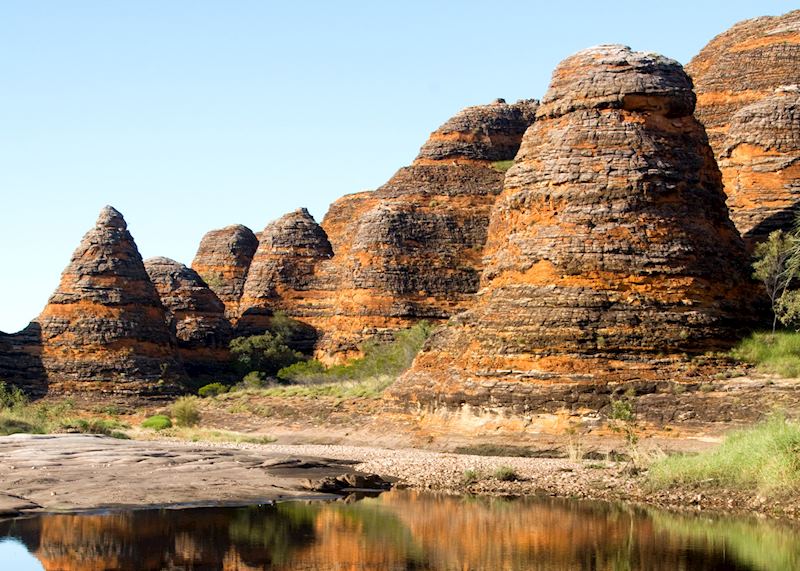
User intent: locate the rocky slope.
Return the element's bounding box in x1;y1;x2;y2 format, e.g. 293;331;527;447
718;87;800;248
191;224;258;319
144;257;233;377
390;46;758;411
687;10;800;155
36;207;185;395
302;99;538;361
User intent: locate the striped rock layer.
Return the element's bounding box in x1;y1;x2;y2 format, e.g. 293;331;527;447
390;46;758;411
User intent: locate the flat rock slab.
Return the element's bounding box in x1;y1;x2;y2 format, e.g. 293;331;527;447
0;434;369;516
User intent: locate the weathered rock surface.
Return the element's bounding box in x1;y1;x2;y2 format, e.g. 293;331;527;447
687;10;800;156
144;257;233;377
415;98;538;163
391;46;758;411
0;323;46;396
718;87;800;248
299;100;538;361
37;207;185;395
237;208;333;349
191;224;258;319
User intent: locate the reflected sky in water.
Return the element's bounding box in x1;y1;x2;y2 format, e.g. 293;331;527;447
1;490;798;570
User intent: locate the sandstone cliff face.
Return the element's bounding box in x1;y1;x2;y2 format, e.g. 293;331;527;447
191;224;258;319
0;324;45;396
144;257;233;377
718;87;800;248
37;207;185;395
390;46;757;411
305;100;539;361
687;10;800;156
236;208;332;350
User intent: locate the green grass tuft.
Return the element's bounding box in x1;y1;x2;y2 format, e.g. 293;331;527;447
493;466;519;482
491;160;514;173
731;331;800;378
141;414;173;430
648;414;800;497
171;396;201;427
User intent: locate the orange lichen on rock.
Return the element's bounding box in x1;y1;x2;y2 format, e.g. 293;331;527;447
718;87;800;248
687;10;800;156
390;45;759;412
37;206;185;395
231;100;537;362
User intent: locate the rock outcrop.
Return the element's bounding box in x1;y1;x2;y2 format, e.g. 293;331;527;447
191;224;258;319
390;46;757;411
236;209;331;351
303;99;538;361
687;10;800;155
144;257;233;377
37;207;185;395
718;87;800;248
0;323;45;397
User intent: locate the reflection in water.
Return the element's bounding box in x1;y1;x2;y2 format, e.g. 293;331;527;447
1;490;798;570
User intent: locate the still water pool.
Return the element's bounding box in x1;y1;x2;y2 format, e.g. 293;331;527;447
1;490;799;570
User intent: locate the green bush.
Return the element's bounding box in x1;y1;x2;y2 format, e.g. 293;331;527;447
141;414;173;430
60;418;128;437
277;321;433;384
198;382;229;398
241;371;269;389
171;396;201;427
230;332;304;377
276;359;325;382
493;466;519;481
0;381;28;411
731;331;800;378
649;414;800;497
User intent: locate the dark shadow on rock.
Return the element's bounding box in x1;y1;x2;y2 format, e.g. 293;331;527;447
742;204;800;253
0;322;47;398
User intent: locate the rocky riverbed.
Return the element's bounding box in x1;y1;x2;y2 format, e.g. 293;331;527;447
1;433;797;522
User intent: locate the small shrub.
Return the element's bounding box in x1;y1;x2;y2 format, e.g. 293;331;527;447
462;469;480;485
0;417;41;436
493;466;519;482
0;382;28;411
230;332;304;376
172;396;201;428
241;371;269;389
198;382;229;398
277;359;326;382
142;414;173;431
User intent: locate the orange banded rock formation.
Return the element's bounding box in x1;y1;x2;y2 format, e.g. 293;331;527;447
718;87;800;249
144;257;233;377
687;10;800;156
236;208;332;350
309;99;538;361
390;46;757;411
191;224;258;319
37;207;185;395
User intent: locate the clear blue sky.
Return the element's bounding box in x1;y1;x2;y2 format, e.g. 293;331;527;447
1;1;795;332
